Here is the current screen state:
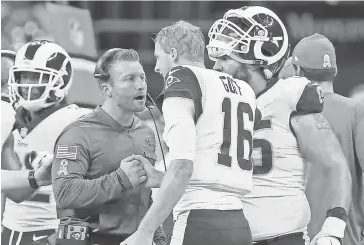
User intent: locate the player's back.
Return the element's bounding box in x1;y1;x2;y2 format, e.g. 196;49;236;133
242;76;323;240
2;104;91;232
306;92;364;245
164;65;256;215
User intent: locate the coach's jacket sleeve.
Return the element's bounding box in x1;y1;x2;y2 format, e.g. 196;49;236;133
52;125;133;209
354;102;364;171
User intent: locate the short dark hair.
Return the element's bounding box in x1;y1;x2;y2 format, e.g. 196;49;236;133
94;48;139;86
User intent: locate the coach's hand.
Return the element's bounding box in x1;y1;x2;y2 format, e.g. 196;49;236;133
33;151;53;187
119;156;147;187
130;155;164;188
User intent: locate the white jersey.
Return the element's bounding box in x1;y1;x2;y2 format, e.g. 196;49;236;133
158;65;256;216
241;77;324;240
1;101;16;147
2;104;91;232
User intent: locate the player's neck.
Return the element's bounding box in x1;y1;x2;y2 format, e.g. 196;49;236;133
176;59;205;69
101;100;134;128
250;72;267;95
317;81;334;93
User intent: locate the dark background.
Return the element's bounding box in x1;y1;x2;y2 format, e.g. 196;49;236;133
2;1;364;104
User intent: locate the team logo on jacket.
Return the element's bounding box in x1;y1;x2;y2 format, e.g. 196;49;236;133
57;159;69;176
145;136;156;148
67;225;87;241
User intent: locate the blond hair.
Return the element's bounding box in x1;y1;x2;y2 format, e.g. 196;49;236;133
155;20;205;62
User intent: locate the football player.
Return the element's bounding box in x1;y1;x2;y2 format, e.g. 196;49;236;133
281;33;364;245
207;6;351;245
1;50;16;150
122;20;256;245
1;40;91;245
1;50;53;196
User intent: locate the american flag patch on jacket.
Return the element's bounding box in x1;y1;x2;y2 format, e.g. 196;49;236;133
56;145;78;160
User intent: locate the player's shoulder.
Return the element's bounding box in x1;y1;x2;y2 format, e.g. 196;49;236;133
59;104;92;118
161;65;203;103
49;104;91;122
1;100;15;115
277;76;323;113
164;65;200;90
1;100;15;114
55;105;93;132
277;76;311;92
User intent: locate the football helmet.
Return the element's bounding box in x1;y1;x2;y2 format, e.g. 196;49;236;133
207;6;289;74
8;40;72;111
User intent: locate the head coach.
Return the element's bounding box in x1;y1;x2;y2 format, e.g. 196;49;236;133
51;48;166;245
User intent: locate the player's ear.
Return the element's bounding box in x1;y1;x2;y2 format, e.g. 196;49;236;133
171;48;178;62
100;82;112;98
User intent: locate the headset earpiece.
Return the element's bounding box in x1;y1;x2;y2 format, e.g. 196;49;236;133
93;48;121;81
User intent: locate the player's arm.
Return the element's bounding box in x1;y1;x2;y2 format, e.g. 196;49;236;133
52;125;136;209
137;96;195;237
291;113;351;243
149;192;167;245
1;170;29;191
1;134;40;203
133;67;200;238
354;102;364;172
291;113;352;210
1;134;21;170
2;152;53;202
290;82;351;244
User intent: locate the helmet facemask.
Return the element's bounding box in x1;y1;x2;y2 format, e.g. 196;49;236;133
207;7;290;78
8;65;68;111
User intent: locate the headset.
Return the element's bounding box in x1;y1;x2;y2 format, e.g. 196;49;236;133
94;50;167;172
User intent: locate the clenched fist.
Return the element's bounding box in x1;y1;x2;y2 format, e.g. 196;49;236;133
119;155;147;187
32;151;54;187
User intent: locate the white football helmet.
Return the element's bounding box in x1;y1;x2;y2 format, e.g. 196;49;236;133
8;40;73;111
207;6;290;74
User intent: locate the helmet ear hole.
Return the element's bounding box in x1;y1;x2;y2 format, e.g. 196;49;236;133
48;89;64;103
54;89;64;98
261;42;278;57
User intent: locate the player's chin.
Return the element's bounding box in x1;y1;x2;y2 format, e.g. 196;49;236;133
132;101;146;112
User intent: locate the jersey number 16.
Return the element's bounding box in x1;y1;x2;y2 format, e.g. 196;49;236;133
218;97;254;171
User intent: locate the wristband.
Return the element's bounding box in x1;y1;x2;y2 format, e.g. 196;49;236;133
28;170;39;189
327;207;348;222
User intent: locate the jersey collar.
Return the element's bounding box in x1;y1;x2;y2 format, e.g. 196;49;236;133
15;102;66;135
94;106;136;132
